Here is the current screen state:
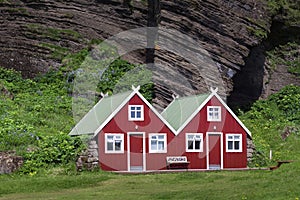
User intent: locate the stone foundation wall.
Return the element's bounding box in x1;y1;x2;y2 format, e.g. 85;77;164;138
247;137;255;162
76;140;99;171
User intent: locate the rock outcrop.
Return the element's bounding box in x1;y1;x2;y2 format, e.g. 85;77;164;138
0;0;298;109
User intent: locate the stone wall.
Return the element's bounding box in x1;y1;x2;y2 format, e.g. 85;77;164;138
76;140;99;171
247;137;255;163
0;151;24;174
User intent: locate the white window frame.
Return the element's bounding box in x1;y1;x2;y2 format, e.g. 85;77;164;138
149;133;167;153
207;106;221;122
186;133;203;152
105;133;124;153
128;105;144;121
226;134;242;152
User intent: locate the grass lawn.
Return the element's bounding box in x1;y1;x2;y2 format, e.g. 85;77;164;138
0;162;299;200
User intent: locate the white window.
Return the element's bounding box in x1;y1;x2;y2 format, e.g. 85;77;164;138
186;133;203;152
105;134;124;153
226;134;242;152
128;105;144;121
207;106;221;121
149;134;167;153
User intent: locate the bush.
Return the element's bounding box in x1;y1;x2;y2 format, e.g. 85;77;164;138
241;85;300;167
20;133;85;174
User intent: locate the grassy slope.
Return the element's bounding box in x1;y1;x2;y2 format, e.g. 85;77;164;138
0;164;300;200
0;70;299;199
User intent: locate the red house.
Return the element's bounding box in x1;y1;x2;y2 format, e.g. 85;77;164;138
69;86;252;171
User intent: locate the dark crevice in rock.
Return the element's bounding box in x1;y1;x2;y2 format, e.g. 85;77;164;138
228;19;300;110
227;44;265;110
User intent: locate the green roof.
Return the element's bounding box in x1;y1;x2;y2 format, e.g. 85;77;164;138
161;93;210;131
69;90;133;136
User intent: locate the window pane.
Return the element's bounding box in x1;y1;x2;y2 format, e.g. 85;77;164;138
107;135;113;140
209;108;213;111
151;140;157;150
234;141;240;150
158;141;164;150
136;107;141;110
188;135;193;140
228;136;233;139
131;107;136;111
107;142;113;151
158;135;164;140
228;141;233;150
188;141;194;150
195;135;201;140
131;111;135;118
234;135;240;140
214;108;219;111
136;111;141;118
115;140;121;151
195;140;201;149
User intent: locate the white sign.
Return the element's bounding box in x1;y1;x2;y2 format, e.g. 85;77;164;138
166;156;188;163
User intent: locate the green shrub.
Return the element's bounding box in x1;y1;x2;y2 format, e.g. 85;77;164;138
241;85;300;167
20;133;85;174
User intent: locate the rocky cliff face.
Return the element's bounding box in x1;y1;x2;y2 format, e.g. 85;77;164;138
0;0;299;109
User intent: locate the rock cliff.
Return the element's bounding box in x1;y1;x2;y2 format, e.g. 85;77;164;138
0;0;299;109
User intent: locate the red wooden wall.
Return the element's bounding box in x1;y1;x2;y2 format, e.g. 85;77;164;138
98;94;248;171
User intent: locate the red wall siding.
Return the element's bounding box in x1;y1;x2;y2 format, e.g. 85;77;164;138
98;94;175;171
177;96;248;169
98;94;248;171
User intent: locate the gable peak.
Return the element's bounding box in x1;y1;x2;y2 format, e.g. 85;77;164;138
210;87;218;94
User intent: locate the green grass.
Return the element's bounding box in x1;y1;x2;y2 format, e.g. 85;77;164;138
0;164;300;199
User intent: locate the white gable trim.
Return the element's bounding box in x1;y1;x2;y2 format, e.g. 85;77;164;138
69;95;107;136
93;89;138;137
175;92;215;134
175;90;251;138
135;91;178;135
93;87;177;137
213;92;252;138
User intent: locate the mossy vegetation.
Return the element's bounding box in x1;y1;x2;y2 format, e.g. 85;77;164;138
266;41;300;76
267;0;300;25
26;23;82;41
247;26;268;39
39;42;70;60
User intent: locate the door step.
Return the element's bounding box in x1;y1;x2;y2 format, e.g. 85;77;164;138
209;165;221;170
130;166;143;171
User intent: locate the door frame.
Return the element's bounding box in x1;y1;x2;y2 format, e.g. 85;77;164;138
127;132;146;172
206;132;223;170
